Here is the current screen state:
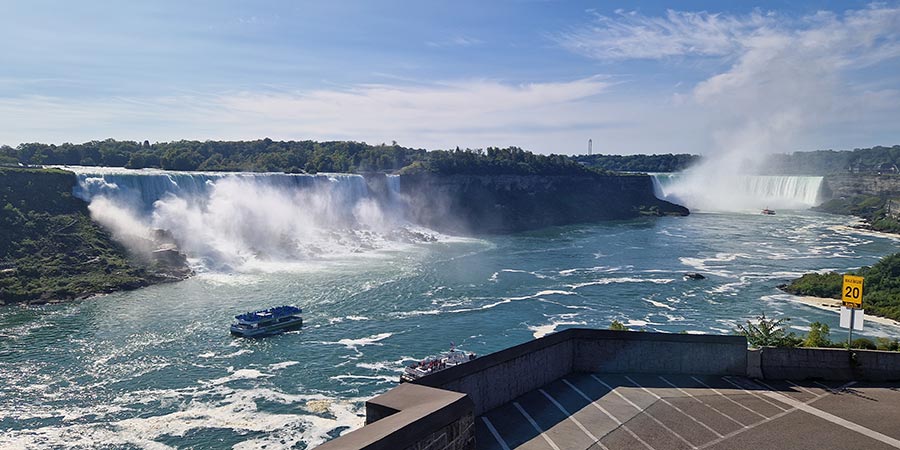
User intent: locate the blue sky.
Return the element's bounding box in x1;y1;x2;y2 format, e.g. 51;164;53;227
2;1;899;155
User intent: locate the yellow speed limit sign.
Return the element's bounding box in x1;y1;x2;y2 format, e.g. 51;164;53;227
842;275;864;308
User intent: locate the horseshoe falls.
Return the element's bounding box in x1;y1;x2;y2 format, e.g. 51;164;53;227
652;173;825;212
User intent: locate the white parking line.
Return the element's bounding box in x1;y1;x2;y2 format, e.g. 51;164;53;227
624;375;724;439
696;381;859;450
513;401;561;450
690;376;768;420
763;391;900;449
658;376;747;428
691;377;766;419
592;375;698;449
563;379;656;450
720;377;789;411
481;416;512;450
538;389;602;444
785;380;819;396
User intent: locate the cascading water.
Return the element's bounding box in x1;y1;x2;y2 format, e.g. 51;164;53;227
652;172;824;212
67;167;421;271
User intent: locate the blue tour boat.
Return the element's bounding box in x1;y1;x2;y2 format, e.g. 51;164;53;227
230;305;303;337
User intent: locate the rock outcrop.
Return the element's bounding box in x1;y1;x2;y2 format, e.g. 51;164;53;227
821;174;900;199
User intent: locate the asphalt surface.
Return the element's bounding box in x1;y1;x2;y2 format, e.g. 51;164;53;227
475;373;900;450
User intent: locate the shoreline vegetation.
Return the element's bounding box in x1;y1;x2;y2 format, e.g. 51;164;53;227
0;167;191;305
779;252;900;323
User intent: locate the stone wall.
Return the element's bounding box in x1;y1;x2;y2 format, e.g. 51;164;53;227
756;347;900;381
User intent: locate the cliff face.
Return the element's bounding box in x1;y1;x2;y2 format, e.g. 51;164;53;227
822;174;900;199
394;173;688;234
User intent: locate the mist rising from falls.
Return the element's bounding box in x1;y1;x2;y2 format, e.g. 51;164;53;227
652;172;824;212
69;167;422;271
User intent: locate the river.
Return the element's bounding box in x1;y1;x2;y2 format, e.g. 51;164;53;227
1;170;899;449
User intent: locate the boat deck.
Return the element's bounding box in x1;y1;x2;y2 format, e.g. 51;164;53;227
476;372;900;450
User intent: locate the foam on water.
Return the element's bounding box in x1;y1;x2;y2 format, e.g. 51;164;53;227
5;205;900;449
64;166;440;272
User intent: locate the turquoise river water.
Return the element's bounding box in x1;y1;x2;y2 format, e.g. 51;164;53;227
2;171;899;449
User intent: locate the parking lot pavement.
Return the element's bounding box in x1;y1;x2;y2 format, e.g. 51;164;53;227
476;374;900;450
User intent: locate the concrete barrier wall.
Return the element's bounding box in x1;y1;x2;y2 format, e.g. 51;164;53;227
316;384;474;450
415;330;576;416
415;329;747;415
573;330;747;375
758;347;900;381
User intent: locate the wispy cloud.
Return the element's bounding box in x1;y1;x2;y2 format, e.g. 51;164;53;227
426;36;484;48
555;9;771;60
0;77;614;150
557;4;900;158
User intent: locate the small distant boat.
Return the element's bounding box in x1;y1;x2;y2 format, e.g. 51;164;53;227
400;344;476;383
230;305;303;338
761;208;776;215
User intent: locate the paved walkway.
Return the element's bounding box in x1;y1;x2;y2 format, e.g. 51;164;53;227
476;373;900;450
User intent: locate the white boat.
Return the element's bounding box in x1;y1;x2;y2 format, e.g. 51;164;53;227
230;305;303;338
400;345;476;382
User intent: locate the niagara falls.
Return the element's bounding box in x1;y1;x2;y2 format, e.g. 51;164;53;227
3;1;900;449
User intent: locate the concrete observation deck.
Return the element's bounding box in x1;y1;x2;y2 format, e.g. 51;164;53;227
477;373;900;450
317;329;900;450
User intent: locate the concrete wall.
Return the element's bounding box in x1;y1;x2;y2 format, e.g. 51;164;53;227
758;347;900;381
573;330;747;376
316;384;474;450
415;329;747;416
415;330;576;415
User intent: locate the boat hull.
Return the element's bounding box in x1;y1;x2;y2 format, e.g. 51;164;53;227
230;317;303;338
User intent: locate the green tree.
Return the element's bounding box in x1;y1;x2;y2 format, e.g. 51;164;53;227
735;313;801;348
802;322;831;348
609;320;627;331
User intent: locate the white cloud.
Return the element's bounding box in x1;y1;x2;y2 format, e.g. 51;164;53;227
426;36;484;48
555;9;770;60
557;4;900;159
0;78;618;151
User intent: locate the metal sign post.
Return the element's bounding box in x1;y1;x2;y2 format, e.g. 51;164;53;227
840;274;865;347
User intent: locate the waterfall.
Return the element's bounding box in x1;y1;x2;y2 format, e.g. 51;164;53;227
651;173;824;212
66;167;424;271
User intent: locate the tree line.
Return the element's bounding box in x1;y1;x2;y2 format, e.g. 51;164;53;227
572;153;701;173
761;145;900;175
0;139;608;176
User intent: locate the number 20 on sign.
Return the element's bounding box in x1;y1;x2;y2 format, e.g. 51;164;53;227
842;274;864;308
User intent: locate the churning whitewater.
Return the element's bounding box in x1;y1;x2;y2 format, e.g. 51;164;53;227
651;173;824;212
2;168;899;449
69;167;434;271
